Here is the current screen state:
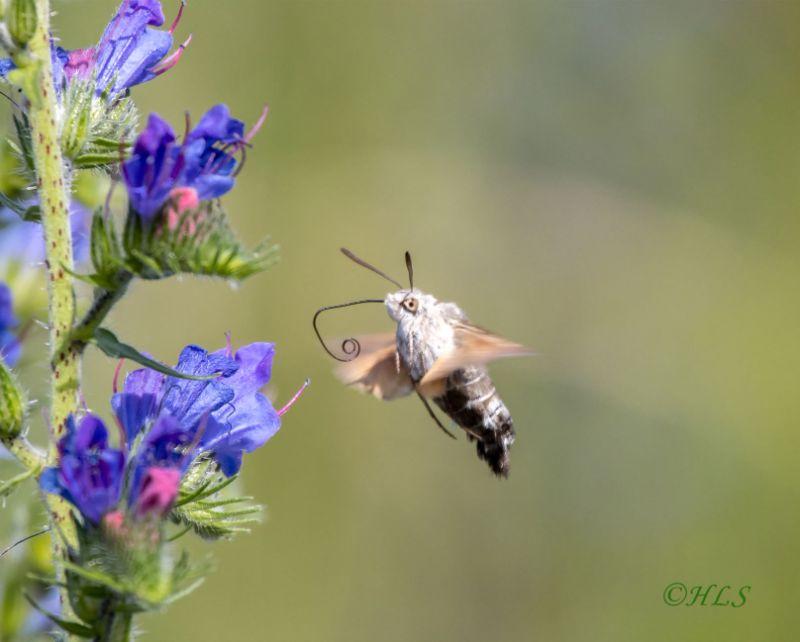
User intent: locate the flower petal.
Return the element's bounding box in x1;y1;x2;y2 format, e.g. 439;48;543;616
161;345;237;428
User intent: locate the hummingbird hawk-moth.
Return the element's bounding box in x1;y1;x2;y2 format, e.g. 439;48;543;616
313;248;532;477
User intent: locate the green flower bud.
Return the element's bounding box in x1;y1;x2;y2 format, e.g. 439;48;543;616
0;359;25;440
7;0;36;49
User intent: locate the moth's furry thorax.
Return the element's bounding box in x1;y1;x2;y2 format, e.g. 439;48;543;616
385;289;465;382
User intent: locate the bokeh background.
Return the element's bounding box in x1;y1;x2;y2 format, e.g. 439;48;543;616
3;0;800;640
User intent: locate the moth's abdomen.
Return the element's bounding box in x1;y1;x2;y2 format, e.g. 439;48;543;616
433;366;515;477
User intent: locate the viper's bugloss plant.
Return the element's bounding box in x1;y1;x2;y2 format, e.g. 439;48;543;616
0;1;299;639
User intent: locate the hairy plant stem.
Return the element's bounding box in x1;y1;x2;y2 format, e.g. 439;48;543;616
26;0;80;630
98;606;133;642
0;435;45;472
71;273;133;347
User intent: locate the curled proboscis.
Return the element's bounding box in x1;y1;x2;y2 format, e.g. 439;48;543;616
312;299;384;362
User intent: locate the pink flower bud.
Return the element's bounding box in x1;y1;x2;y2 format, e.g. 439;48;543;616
135;466;181;518
164;187;200;234
102;510;127;537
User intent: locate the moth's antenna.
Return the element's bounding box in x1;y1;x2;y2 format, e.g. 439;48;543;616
313;299;385;362
341;248;403;289
405;251;414;290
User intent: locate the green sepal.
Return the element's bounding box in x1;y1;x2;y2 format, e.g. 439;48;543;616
170;458;262;540
60;78;137;169
73;152;128;169
121;203;277;281
78;205;276;288
7;0;38;48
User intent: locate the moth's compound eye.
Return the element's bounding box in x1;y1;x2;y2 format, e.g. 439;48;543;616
403;297;419;313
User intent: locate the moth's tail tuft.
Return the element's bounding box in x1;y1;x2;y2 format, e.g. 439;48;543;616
473;417;515;478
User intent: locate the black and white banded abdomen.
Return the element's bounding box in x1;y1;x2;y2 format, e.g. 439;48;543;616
432;366;515;477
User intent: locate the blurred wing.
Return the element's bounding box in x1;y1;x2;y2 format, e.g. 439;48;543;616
419;323;533;386
334;333;414;400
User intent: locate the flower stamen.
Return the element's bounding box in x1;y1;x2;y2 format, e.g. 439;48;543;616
245;104;269;144
169;0;187;35
151;34;192;77
112;358;125;394
278;379;310;417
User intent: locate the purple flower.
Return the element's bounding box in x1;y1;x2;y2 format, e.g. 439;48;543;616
0;282;20;366
40;415;125;524
39;412;185;524
121;104;265;220
1;0;189;96
0;59;13;80
112;341;281;476
39;342;301;527
126;413;193;512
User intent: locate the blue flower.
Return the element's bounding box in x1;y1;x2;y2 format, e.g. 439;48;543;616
0;202;91;269
40;415;125;525
122;105;261;220
0;282;20;366
112;341;281;476
1;0;189;97
40;342;294;525
201;343;282;475
126;414;190;513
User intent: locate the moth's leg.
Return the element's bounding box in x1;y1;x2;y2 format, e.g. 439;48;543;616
416;390;456;440
395;349;401;374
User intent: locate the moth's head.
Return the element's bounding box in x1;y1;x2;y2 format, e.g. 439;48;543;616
313;249;424;362
385;289;435;323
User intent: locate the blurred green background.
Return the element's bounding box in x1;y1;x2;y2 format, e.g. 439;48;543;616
5;0;800;640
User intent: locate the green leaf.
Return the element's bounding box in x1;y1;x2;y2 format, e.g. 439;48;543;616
21;204;41;222
0;467;35;499
92;328;219;381
11;112;35;175
62;265;114;289
0;192;30;218
23;593;95;638
26;573;68;590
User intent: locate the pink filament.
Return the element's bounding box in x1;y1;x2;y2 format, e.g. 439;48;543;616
112;358;125;394
278;379;311;417
245;104;270;143
169;0;186;34
151;34;193;76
